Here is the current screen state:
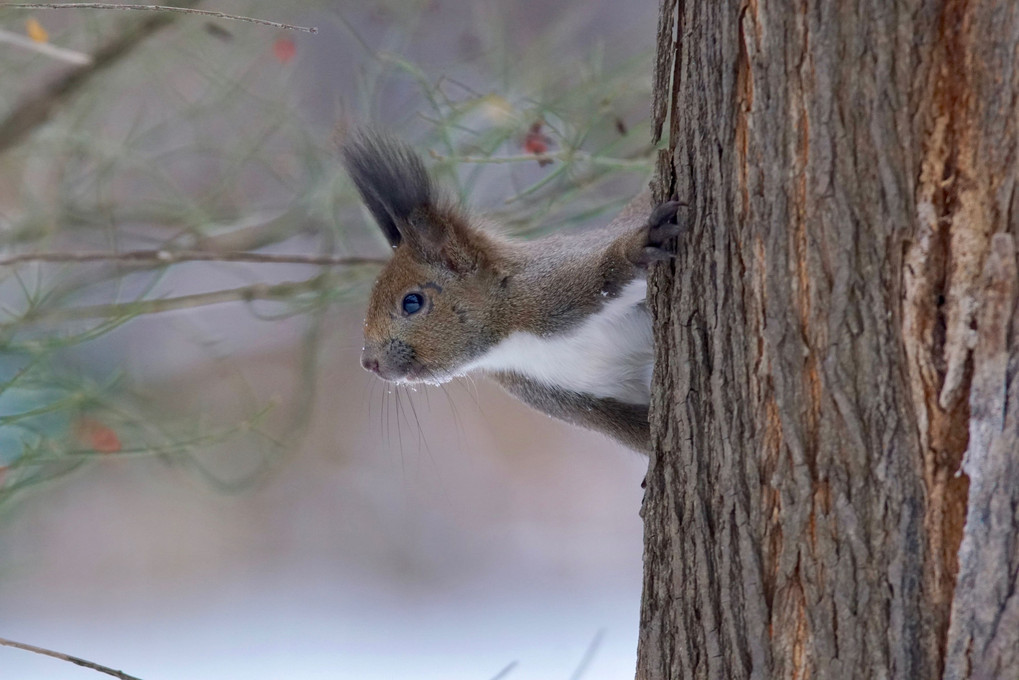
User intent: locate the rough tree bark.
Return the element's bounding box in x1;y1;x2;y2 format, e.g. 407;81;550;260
638;2;1019;679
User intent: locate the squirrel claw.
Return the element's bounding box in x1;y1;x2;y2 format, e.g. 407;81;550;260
636;200;689;267
639;246;675;264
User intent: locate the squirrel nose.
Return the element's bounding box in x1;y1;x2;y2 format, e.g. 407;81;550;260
361;355;380;374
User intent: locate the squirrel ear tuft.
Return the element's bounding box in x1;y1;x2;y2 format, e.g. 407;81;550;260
342;132;435;249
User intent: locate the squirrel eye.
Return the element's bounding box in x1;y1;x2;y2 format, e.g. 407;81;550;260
401;292;424;315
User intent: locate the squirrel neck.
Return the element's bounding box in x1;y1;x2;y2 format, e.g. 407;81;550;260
494;230;625;338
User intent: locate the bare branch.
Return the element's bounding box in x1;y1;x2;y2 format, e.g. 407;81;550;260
15;274;335;324
0;249;387;267
0;27;92;64
5;3;317;34
427;148;652;170
0;636;143;680
0;0;204;155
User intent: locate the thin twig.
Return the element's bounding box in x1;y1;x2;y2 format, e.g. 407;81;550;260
489;661;519;680
0;636;143;680
3;3;317;33
427;148;651;170
16;273;334;323
0;27;92;64
0;249;387;267
568;629;605;680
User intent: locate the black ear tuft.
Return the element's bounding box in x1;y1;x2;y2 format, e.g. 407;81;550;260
342;132;434;248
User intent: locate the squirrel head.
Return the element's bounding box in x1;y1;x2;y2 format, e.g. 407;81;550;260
344;133;511;384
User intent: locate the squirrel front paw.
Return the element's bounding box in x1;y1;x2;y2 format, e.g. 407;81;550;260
634;200;689;267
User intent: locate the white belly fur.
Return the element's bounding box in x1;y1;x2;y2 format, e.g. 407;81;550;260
463;280;653;405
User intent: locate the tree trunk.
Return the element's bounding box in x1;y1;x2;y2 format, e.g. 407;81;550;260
638;2;1019;679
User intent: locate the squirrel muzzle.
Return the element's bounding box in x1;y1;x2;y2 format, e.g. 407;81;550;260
361;338;418;382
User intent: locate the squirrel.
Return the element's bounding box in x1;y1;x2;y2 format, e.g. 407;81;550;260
343;132;685;453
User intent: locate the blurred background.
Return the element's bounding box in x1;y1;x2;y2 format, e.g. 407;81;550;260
0;1;657;678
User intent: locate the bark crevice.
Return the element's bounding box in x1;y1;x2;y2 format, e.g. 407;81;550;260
638;2;1019;679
